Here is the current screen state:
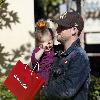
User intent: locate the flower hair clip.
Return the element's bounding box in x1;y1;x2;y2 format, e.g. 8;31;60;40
36;19;48;30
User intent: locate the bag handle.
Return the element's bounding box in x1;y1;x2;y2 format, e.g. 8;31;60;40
32;61;39;71
24;62;39;76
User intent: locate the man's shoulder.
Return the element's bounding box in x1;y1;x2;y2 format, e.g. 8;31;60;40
76;47;88;57
66;47;88;61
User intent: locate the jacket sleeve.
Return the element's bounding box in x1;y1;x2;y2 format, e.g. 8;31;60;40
31;48;40;66
42;52;90;98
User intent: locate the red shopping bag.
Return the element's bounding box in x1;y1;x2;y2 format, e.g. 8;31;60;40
4;60;45;100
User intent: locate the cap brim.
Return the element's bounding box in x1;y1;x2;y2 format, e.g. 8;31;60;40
51;18;70;28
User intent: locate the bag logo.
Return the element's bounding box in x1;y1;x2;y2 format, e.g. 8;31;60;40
14;74;28;89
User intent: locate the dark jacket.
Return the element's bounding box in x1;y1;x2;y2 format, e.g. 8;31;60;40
41;38;91;100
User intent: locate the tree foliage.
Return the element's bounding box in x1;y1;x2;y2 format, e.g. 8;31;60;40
89;75;100;100
43;0;62;17
0;0;19;29
0;0;20;77
0;1;32;98
0;75;16;100
0;42;32;99
34;0;62;22
0;43;32;76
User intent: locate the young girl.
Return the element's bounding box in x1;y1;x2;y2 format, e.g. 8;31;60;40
31;19;55;86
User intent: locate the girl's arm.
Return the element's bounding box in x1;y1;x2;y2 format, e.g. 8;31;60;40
31;47;44;64
31;43;48;64
35;48;44;60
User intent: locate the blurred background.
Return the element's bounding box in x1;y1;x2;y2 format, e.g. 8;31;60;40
0;0;100;99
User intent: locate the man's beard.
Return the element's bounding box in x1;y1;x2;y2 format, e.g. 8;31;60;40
57;35;67;44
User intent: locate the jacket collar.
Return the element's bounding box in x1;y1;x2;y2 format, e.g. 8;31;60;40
55;38;81;57
63;38;81;56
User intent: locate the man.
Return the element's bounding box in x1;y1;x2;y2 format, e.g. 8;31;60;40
41;11;91;100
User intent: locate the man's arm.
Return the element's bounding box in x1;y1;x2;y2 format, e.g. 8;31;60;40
42;52;90;98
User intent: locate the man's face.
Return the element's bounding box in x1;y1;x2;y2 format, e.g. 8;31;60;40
56;25;72;43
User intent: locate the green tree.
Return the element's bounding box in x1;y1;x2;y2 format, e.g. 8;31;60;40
0;42;32;99
43;0;62;17
0;0;19;29
0;1;28;99
0;0;20;76
34;0;63;21
89;75;100;100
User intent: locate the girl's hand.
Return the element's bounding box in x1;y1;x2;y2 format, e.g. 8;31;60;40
35;48;44;60
39;43;49;51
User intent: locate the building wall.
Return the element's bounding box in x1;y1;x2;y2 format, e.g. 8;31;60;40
0;0;35;52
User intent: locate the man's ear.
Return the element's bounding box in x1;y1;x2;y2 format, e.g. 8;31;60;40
73;27;77;30
72;33;76;36
72;27;77;36
72;27;78;36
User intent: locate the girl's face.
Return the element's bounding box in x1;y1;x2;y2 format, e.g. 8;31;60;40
39;34;53;51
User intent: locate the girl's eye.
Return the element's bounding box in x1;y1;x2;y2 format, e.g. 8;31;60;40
48;41;52;44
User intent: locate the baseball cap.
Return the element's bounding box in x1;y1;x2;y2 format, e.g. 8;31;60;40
52;11;84;32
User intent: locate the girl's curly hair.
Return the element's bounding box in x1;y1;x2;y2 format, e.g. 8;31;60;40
34;19;54;47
